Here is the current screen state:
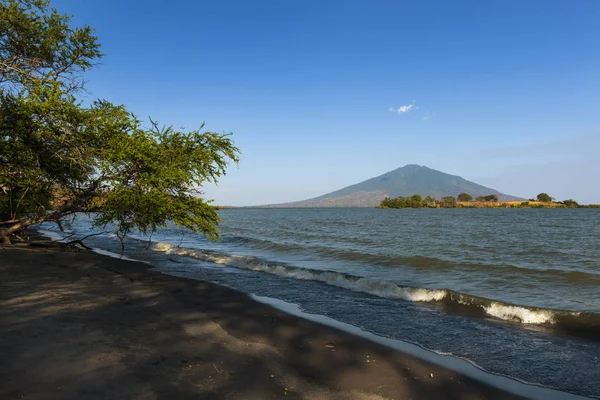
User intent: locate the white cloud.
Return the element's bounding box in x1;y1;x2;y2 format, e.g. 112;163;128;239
398;104;415;113
389;103;418;114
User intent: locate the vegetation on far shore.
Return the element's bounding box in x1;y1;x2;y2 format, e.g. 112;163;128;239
0;0;239;245
379;192;600;209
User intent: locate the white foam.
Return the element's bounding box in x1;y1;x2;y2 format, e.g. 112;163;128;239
92;248;151;264
152;241;560;326
151;241;449;303
36;229;63;241
152;242;176;252
484;303;555;324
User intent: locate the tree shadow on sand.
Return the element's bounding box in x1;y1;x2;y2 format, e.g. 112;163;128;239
0;247;523;400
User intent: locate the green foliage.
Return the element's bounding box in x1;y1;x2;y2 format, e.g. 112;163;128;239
536;193;553;203
406;194;422;208
94;120;239;241
457;193;472;202
379;195;422;209
422;196;437;208
380;194;593;209
0;0;239;244
379;194;600;210
439;196;457;208
561;199;579;208
0;0;102;95
475;194;499;202
380;196;414;208
379;194;459;209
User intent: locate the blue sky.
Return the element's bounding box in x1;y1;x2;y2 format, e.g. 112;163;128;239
56;0;600;204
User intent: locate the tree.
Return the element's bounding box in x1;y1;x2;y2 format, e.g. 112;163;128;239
457;193;473;202
476;194;498;202
0;0;239;244
562;199;579;208
439;196;457;208
536;193;553;203
422;196;436;208
407;194;422;208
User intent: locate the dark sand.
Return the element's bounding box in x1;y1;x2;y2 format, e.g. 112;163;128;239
0;241;526;400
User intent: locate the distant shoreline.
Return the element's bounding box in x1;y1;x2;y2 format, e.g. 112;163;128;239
379;200;600;209
220;203;600;209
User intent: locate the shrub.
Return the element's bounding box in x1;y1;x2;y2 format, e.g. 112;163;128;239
457;193;473;202
476;194;499;202
439;196;457;208
562;199;579;208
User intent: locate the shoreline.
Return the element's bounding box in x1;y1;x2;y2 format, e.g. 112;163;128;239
250;295;588;400
82;244;599;398
0;240;586;399
121;230;600;341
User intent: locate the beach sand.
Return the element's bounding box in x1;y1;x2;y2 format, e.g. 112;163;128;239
0;241;525;400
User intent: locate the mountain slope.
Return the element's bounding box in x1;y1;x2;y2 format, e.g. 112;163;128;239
272;165;520;207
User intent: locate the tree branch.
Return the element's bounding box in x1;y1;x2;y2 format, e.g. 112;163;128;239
55;231;108;250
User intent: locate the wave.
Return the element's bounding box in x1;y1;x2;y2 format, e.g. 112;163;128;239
483;303;555;324
218;235;600;284
150;241;600;334
151;241;447;302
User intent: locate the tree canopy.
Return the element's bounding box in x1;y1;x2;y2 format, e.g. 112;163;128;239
0;0;239;244
379;195;458;209
439;196;457;208
379;194;594;209
561;199;579;208
537;193;553;203
457;193;473;202
476;194;499;202
380;195;424;209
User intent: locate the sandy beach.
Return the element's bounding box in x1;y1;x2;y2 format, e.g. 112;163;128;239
0;241;525;400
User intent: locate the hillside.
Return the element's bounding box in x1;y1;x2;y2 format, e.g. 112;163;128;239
270;165;520;207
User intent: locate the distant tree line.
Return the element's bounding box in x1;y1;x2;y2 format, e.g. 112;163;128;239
379;192;599;209
379;194;460;209
379;192;501;209
526;193;599;208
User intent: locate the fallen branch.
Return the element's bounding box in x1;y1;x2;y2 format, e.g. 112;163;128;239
48;231;108;250
50;232;77;245
63;239;92;250
0;219;20;226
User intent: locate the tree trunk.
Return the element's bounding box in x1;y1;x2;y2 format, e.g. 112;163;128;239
0;203;84;245
0;218;35;245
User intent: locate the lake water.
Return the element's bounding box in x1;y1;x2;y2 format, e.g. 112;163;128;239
39;208;600;398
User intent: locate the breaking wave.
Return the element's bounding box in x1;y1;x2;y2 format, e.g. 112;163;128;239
150;241;600;333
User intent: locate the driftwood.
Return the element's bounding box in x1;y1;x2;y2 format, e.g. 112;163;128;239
28;240;91;250
9;231;108;251
50;231;108;250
